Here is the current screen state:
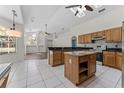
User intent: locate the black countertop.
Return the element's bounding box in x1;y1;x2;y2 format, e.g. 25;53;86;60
103;48;122;52
48;47;93;51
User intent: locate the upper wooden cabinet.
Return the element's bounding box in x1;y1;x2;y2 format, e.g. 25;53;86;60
84;34;92;43
78;34;91;44
105;30;111;42
78;27;122;44
78;35;83;44
92;31;105;38
105;27;122;43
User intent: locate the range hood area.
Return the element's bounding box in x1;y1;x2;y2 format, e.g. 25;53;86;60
91;36;105;43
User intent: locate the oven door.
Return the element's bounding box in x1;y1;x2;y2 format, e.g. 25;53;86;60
96;53;103;62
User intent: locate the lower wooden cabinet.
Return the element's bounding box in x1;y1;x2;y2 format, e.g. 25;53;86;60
89;54;96;76
103;51;122;70
103;51;116;67
49;50;64;66
116;52;122;69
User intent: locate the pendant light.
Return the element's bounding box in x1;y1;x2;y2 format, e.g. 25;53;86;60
6;10;21;37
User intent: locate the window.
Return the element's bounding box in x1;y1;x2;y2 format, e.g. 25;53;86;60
26;33;37;45
0;36;16;55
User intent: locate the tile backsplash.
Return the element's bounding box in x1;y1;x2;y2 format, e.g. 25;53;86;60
78;39;122;49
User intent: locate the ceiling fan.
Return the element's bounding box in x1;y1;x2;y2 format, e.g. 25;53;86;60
65;5;93;16
44;24;51;35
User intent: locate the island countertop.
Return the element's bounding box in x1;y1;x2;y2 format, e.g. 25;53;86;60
64;51;96;56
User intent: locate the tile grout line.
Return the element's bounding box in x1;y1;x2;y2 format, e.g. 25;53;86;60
114;76;122;88
83;65;110;88
37;63;47;88
26;62;28;88
7;64;18;87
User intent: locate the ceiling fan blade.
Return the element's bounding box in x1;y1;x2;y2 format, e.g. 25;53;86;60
75;11;78;16
84;5;93;11
65;5;80;8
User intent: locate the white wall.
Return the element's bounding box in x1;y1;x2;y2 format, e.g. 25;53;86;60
0;17;24;64
53;6;124;47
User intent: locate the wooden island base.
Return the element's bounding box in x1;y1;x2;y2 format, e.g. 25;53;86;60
64;51;96;85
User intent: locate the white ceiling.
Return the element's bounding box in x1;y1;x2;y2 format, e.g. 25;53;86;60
0;5;122;33
21;5;122;33
0;5;23;24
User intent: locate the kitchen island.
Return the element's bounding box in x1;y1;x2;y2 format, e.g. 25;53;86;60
48;47;93;66
64;51;96;85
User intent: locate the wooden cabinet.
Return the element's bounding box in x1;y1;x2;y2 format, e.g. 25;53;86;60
103;51;116;67
97;31;105;37
78;35;85;44
49;50;64;66
78;35;82;44
92;32;98;37
64;55;79;84
116;52;122;69
78;34;91;44
84;34;92;43
105;30;111;42
92;31;105;38
103;51;122;70
111;27;122;42
105;27;122;43
89;54;96;77
64;53;96;85
78;26;122;44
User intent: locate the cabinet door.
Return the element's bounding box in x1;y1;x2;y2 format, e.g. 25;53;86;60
105;30;111;42
89;54;96;76
82;35;85;43
64;54;70;79
78;35;85;44
111;27;122;42
103;51;116;67
78;35;82;44
85;34;91;43
116;52;122;69
92;32;98;37
97;31;105;37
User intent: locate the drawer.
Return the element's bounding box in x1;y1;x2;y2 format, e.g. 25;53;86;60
79;56;90;63
90;54;96;59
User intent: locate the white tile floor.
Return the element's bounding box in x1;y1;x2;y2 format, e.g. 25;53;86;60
7;59;122;88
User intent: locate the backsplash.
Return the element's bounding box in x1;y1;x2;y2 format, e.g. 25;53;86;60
78;39;122;49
